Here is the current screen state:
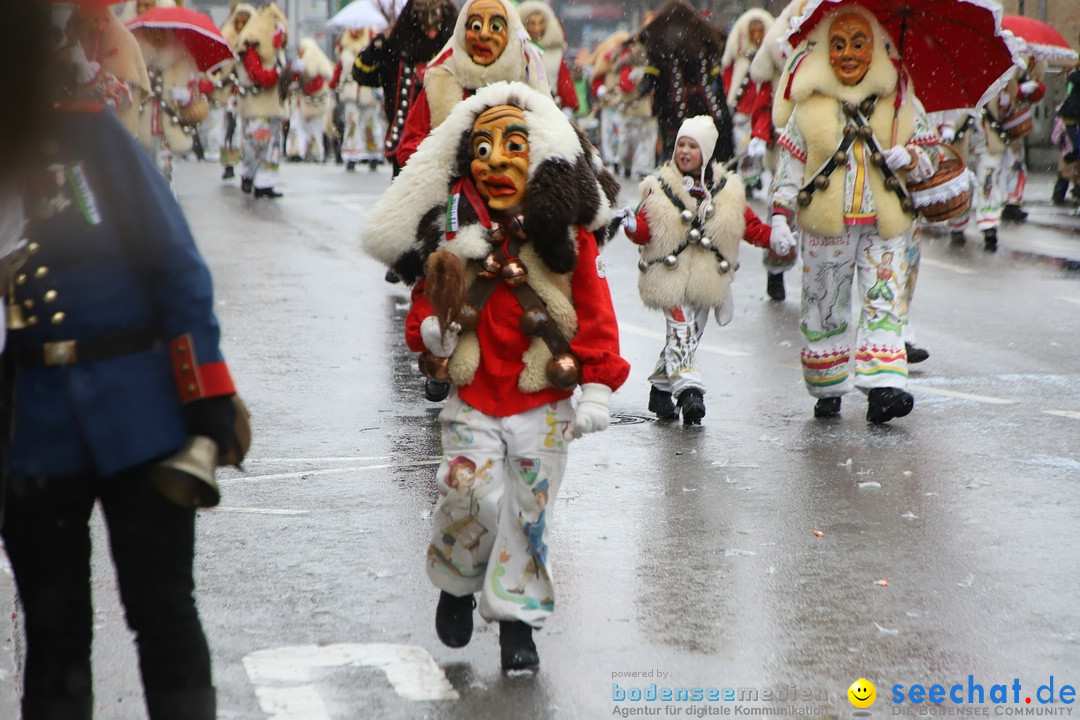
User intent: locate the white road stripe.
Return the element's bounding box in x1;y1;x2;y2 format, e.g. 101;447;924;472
244;643;457;719
1044;410;1080;420
619;322;752;357
921;257;978;275
219;459;441;484
1057;296;1080;307
247;456;391;463
210;507;309;516
911;386;1019;405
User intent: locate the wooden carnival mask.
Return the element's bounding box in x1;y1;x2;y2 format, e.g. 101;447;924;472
748;19;765;49
828;13;873;86
525;11;546;43
464;0;509;66
470;104;530;214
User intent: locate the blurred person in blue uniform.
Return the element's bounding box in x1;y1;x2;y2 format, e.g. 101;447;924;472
0;3;246;718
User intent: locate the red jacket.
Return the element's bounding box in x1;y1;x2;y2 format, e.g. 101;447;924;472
722;65;758;116
406;228;630;417
627;203;772;250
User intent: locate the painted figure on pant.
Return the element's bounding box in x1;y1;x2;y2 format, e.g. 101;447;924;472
361;81;627;673
770;5;943;424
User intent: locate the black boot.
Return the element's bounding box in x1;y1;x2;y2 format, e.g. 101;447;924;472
240;177;253;193
346;160;356;172
1001;204;1027;222
1053;176;1070;205
766;272;786;300
648;385;677;420
221;165;235;180
676;389;705;425
425;379;450;402
499;620;540;673
866;387;914;424
983;228;998;252
949;230;966;246
435;591;475;648
145;687;216;720
814;396;842;418
254;187;284;199
22;694;93;720
905;342;929;364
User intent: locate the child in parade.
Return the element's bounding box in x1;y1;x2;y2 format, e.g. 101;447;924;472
361;81;627;674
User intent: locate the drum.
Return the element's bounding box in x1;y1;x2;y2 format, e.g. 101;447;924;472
1000;106;1033;140
176;95;210;127
907;144;971;223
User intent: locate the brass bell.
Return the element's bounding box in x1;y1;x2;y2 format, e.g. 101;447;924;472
843;123;858;139
638;259;649;272
6;301;26;330
680;209;694;223
150;436;221;509
703;205;715;218
501;258;528;287
871;152;885;167
858;125;875;140
901;198;915;213
519;307;549;336
719;259;731;272
699;236;712;248
885;176;900;191
456;303;479;332
663;255;678;267
813;174;830;190
688;228;702;242
797;190;812;207
546;352;581;390
418;351;450;381
478;252;501;278
860;97;876;115
833;150;847;165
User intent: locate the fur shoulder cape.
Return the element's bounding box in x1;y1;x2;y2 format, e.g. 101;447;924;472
637;162;745;310
361;81;617;285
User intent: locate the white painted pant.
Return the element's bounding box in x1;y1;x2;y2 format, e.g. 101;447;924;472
340;101;385;164
599;107;623;168
647;299;732;400
200;105;226;162
901;225;922;345
949;148;1005;232
620;115;658;178
287;111;327;162
732;112;763;187
799;225;908;397
426;392;575;628
242;117;282;190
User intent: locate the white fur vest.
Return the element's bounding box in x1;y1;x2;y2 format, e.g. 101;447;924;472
637;163;745;310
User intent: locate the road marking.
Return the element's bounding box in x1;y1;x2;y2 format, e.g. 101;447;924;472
1045;410;1080;420
244;643;457;719
921;258;977;275
619;322;751;357
911;386;1019;405
1058;296;1080;307
211;507;309;516
248;456;392;463
219;459;441;484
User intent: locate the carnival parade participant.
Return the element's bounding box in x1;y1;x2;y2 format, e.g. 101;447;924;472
234;2;289;198
285;37;334;163
393;0;547;169
612;40;660;180
1;8;247;717
636;0;733;162
333;28;386;171
618;116;778;424
361;81;627;673
517;1;578;114
130;20;207;188
770;4;942;423
722;8;774;197
353;0;458;176
210;3;255;180
1001;57;1046;223
586;30;631;174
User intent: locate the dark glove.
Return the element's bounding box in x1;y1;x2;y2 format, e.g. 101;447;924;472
184;395;243;465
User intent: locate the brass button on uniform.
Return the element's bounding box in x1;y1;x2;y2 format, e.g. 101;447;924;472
34;266;48;279
43;290;58;303
22;299;34;310
15;273;27;285
25;316;38;326
50;312;65;325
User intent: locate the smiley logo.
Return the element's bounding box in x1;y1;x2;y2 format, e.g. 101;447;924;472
848;678;876;708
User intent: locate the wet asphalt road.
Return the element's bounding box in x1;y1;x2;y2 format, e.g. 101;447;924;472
1;160;1079;720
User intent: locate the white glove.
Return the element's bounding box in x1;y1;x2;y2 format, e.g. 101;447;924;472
614;206;637;235
595;85;608;100
1020;80;1039;98
290;58;306;74
570;383;612;438
420;315;460;356
746;137;768;158
998;91;1011;108
715;293;734;326
170;86;193;104
939;125;955;143
769;214;797;256
883;144;913;171
69;44;100;84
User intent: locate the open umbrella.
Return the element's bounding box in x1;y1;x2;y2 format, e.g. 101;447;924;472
782;0;1022;114
328;0;406;31
1002;15;1078;66
126;6;235;73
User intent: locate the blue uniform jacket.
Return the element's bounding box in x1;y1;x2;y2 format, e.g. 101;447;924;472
5;106;234;478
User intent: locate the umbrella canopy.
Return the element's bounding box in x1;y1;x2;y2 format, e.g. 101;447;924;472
1002;15;1078;66
328;0;406;31
782;0;1023;113
126;6;235;72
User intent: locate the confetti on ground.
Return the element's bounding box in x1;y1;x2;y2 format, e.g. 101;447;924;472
875;579;890;586
812;529;825;537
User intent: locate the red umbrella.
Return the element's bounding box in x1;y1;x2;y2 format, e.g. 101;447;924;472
126;6;235;73
782;0;1022;114
1002;15;1078;66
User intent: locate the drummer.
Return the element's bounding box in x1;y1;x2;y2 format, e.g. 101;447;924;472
768;4;943;423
